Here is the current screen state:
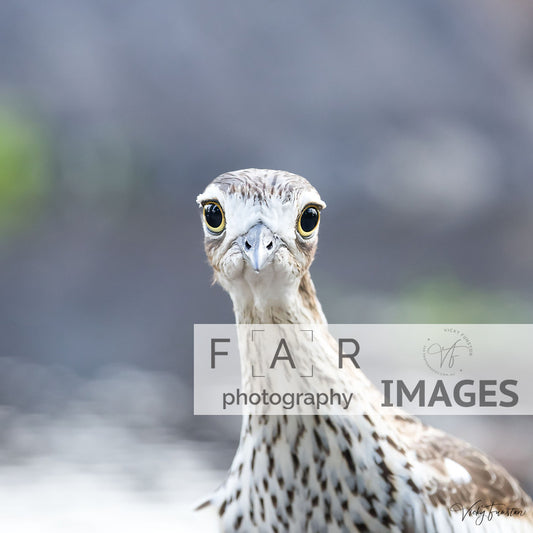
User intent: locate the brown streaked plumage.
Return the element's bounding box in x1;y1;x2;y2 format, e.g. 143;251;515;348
196;169;533;532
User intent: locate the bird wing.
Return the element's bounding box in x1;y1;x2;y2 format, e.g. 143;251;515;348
394;415;533;522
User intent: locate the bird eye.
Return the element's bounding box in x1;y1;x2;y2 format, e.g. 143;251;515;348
203;201;225;234
297;205;320;238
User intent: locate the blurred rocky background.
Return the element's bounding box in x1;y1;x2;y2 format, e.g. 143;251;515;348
0;0;533;530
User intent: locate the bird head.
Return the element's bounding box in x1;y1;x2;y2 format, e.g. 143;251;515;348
197;169;325;307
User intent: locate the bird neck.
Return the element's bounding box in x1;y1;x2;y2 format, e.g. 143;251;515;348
231;271;326;325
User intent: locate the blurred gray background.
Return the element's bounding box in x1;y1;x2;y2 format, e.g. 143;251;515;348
0;0;532;530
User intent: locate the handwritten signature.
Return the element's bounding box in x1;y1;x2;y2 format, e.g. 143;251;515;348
449;500;527;525
426;340;469;369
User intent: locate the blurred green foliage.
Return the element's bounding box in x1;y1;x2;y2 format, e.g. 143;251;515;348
401;277;530;323
0;106;50;237
323;275;531;323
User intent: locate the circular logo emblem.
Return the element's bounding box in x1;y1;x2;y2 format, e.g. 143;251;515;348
422;328;473;376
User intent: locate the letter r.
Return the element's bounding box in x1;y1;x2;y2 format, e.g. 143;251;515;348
339;338;360;369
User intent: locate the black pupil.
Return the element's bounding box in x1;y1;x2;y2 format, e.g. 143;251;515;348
205;203;223;229
301;207;318;233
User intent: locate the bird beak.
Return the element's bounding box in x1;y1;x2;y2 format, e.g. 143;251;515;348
238;223;279;272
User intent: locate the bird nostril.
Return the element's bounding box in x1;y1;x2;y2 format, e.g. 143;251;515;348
244;240;251;250
266;241;273;250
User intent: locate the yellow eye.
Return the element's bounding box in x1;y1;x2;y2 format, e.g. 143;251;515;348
297;204;320;238
203;201;225;234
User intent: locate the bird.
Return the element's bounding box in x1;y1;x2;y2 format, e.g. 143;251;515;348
195;168;533;532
